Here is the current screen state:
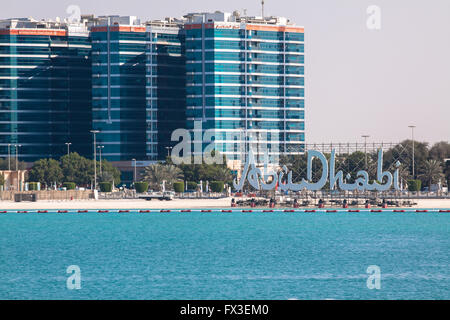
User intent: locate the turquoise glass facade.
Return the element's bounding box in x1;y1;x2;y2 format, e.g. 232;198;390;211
146;25;186;160
92;21;186;161
1;14;305;165
185;22;305;162
0;24;92;161
91;26;147;161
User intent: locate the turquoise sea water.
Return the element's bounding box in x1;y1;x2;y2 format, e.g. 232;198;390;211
0;210;449;300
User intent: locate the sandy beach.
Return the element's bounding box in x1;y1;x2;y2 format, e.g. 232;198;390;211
0;198;449;210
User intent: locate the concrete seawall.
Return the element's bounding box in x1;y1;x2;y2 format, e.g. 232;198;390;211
0;190;94;201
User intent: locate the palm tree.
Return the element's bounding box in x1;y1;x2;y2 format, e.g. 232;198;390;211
397;165;410;190
213;166;233;183
418;160;444;190
141;163;183;191
98;171;114;183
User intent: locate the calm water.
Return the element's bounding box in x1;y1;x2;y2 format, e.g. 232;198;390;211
0;210;449;300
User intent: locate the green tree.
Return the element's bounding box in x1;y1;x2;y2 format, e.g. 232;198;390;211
98;171;114;183
384;140;429;179
141;163;183;191
0;157;27;170
187;181;198;190
100;160;121;185
28;159;63;188
59;153;121;186
341;151;368;182
176;152;234;184
210;181;224;192
397;165;411;189
60;152;93;186
444;160;450;187
212;166;233;185
279;154;307;183
418;160;444;190
429;141;450;161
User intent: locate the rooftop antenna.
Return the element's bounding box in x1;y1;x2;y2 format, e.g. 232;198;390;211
261;0;265;18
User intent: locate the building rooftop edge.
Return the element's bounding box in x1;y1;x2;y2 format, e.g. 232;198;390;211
0;11;302;30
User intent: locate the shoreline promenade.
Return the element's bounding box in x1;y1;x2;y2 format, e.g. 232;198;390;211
0;198;450;210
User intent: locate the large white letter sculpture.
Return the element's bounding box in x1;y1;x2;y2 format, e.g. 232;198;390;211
234;149;400;192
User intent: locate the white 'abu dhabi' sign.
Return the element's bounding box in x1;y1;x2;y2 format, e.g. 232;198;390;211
234;148;402;192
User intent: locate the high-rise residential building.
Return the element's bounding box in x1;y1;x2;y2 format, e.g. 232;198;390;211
184;12;305;164
91;16;147;162
1;11;305;176
0;17;92;162
145;18;186;160
91;16;186;162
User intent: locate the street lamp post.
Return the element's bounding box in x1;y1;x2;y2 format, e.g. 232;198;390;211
132;158;137;183
98;145;104;176
165;146;172;158
362;135;370;170
14;144;21;191
408;125;416;179
7;143;11;171
90;130;100;190
65;142;72;155
14;144;21;171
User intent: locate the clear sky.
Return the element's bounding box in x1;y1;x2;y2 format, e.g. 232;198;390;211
2;0;449;145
